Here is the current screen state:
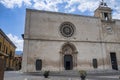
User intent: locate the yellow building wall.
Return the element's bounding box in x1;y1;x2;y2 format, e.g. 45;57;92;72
0;30;16;70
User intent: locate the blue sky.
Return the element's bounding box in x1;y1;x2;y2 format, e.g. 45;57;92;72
0;0;120;51
0;4;25;37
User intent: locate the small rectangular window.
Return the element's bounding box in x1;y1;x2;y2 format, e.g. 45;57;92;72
93;58;98;69
6;47;8;54
3;45;5;52
36;59;42;70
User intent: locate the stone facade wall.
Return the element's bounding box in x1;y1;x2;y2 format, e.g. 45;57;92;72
22;9;120;72
24;9;100;42
23;40;120;72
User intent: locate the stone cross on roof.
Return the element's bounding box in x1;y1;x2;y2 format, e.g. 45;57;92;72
100;0;107;7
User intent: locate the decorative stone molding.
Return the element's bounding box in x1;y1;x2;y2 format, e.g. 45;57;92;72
59;42;78;70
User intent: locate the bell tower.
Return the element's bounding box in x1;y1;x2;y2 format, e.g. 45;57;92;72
94;0;112;21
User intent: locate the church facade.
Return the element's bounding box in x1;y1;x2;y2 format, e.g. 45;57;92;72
22;2;120;72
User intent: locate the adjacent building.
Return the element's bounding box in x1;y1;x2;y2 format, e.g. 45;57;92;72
14;54;22;70
0;29;16;70
22;1;120;72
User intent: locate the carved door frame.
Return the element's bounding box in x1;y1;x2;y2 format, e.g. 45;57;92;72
59;42;78;70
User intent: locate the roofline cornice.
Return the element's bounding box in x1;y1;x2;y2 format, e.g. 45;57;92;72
0;29;16;48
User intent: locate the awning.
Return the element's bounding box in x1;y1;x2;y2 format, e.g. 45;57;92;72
0;51;9;57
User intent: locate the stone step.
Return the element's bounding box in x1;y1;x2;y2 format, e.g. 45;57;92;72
24;70;80;77
49;70;79;76
23;70;120;77
87;70;120;76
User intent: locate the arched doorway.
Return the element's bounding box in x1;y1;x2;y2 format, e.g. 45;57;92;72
60;42;78;70
64;55;73;70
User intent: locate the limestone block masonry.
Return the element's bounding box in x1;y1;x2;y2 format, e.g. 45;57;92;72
22;1;120;72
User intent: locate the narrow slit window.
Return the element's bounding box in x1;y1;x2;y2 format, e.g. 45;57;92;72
93;58;98;68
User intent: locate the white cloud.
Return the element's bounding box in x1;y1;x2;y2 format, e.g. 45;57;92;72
69;7;76;13
33;0;63;12
78;1;99;12
113;12;120;19
0;0;120;19
65;0;80;9
0;0;32;8
64;0;99;13
7;34;23;51
106;0;120;19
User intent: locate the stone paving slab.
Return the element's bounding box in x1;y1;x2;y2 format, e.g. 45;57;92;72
24;77;92;80
4;71;120;80
97;75;119;79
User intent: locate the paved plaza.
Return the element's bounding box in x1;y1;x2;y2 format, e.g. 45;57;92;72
4;71;120;80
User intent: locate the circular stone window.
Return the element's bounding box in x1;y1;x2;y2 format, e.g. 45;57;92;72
60;22;75;37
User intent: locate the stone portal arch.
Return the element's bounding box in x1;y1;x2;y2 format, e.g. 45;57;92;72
60;42;78;70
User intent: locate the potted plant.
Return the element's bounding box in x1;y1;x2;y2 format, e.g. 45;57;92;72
79;70;87;80
43;71;50;78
